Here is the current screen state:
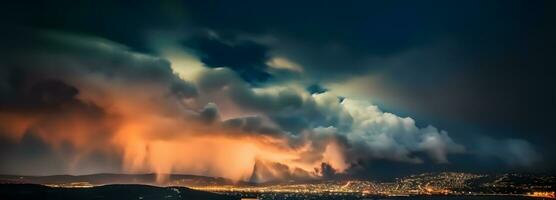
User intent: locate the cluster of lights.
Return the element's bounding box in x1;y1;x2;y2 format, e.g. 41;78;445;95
188;173;554;197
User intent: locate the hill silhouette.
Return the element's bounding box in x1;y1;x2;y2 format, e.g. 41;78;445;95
0;173;237;186
0;183;238;200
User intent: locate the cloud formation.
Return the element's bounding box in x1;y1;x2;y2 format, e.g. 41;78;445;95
0;30;542;182
474;137;541;167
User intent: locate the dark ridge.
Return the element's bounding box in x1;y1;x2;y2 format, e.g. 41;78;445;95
0;173;237;186
0;183;238;200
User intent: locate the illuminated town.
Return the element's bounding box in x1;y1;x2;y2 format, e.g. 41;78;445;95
185;172;555;198
2;172;554;199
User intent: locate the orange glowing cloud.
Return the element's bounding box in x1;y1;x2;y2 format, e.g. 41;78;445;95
0;69;347;183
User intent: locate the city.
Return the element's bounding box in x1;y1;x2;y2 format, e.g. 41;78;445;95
189;173;555;198
3;172;553;199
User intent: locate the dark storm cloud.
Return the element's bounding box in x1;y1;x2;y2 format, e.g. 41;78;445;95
307;84;328;95
0;31;358;181
183;33;272;83
182;0;556;137
318;163;337;179
0;78;80;111
474;137;541;167
0;30;197;100
222;116;283;137
1;0;554;178
182;0;556;172
0;30;206;175
194;68;352;135
199;102;221;123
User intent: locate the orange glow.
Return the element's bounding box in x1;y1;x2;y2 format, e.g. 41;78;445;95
528;191;556;199
0;77;348;183
322;141;348;172
0;113;37;141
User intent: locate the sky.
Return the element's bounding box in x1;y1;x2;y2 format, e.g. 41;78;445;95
0;0;555;181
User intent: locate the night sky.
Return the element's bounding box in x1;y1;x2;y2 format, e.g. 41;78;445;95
1;0;555;181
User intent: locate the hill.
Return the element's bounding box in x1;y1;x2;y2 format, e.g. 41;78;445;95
0;173;236;187
0;183;238;200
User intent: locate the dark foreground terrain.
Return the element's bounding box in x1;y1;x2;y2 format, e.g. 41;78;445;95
0;184;238;200
0;184;549;200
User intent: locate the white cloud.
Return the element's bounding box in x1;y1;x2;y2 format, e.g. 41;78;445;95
341;99;465;163
266;57;304;73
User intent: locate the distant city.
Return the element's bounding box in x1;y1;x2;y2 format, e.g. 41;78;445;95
1;172;554;199
192;172;555;199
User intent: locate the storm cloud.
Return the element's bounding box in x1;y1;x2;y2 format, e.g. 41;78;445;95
1;0;553;180
0;31;471;181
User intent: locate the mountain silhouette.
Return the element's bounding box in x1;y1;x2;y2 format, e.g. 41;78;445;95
0;184;238;200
